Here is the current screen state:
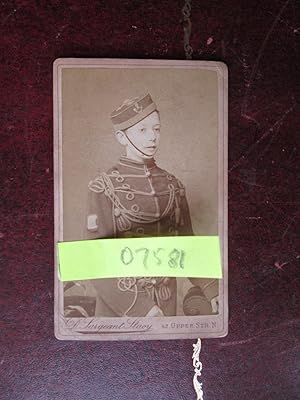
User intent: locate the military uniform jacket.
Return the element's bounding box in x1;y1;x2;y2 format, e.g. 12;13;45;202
84;156;217;317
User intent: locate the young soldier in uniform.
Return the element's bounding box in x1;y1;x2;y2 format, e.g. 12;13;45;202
65;94;218;317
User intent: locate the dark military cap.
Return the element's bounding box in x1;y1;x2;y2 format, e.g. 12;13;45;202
111;94;158;130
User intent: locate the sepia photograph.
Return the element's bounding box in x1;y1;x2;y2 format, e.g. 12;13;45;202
54;59;228;340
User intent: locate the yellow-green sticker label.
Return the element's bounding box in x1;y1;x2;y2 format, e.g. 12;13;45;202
57;236;222;281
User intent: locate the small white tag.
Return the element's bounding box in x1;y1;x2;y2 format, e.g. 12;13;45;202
87;214;98;231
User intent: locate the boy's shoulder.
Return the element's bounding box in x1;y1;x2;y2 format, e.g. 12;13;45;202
91;164;120;177
105;165;120;175
156;164;184;185
88;164;120;192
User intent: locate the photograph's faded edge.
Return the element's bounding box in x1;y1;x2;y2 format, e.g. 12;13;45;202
51;57;228;71
53;60;59;340
53;60;64;341
217;59;229;338
51;330;229;342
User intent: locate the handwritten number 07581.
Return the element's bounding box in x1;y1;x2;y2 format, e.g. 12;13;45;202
120;247;185;269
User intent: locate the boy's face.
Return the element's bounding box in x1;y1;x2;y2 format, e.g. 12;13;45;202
124;111;161;160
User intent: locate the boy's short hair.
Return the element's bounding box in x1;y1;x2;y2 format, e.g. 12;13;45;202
111;94;158;131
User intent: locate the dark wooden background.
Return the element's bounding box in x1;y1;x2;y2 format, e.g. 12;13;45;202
1;1;299;399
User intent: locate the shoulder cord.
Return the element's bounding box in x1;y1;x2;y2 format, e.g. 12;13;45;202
117;278;139;316
89;172;179;231
117;277;171;316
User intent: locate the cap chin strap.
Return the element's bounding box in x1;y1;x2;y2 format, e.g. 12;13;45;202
123;131;153;158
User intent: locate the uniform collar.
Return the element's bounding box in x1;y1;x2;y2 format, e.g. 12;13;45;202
118;156;157;169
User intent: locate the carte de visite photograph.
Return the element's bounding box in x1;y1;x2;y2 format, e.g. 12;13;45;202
54;58;228;341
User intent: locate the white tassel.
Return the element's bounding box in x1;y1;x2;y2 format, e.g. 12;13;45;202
192;338;204;400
